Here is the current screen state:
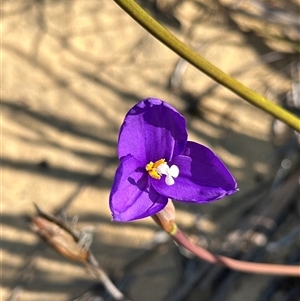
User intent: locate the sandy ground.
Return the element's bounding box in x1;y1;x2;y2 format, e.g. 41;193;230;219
1;0;295;300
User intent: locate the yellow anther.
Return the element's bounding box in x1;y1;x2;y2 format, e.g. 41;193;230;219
153;159;165;168
149;170;161;179
145;159;165;180
145;161;154;171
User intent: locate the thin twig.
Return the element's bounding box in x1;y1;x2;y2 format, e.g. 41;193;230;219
87;254;129;301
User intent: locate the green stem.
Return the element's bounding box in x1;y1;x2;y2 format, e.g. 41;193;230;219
113;0;300;132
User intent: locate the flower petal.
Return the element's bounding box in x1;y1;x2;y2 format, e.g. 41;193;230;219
151;141;237;203
118;98;187;163
109;155;168;221
183;141;237;190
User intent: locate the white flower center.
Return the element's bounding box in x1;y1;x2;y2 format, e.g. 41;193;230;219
156;162;179;186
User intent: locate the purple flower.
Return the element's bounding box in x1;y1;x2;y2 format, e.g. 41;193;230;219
109;98;237;221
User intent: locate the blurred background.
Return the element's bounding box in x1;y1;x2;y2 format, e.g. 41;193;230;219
2;0;300;300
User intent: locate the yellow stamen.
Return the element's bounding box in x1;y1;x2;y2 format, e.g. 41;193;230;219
146;159;165;179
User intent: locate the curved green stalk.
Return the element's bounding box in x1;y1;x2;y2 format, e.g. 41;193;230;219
113;0;300;132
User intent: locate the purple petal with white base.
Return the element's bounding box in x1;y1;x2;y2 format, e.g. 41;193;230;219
109;98;238;222
151;142;237;203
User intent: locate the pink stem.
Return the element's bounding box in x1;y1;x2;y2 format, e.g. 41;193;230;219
172;228;300;277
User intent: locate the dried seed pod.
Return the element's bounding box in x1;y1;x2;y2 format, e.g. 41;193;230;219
30;205;90;262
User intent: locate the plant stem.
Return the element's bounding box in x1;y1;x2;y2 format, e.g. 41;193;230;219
172;227;300;277
88;253;129;300
113;0;300;132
